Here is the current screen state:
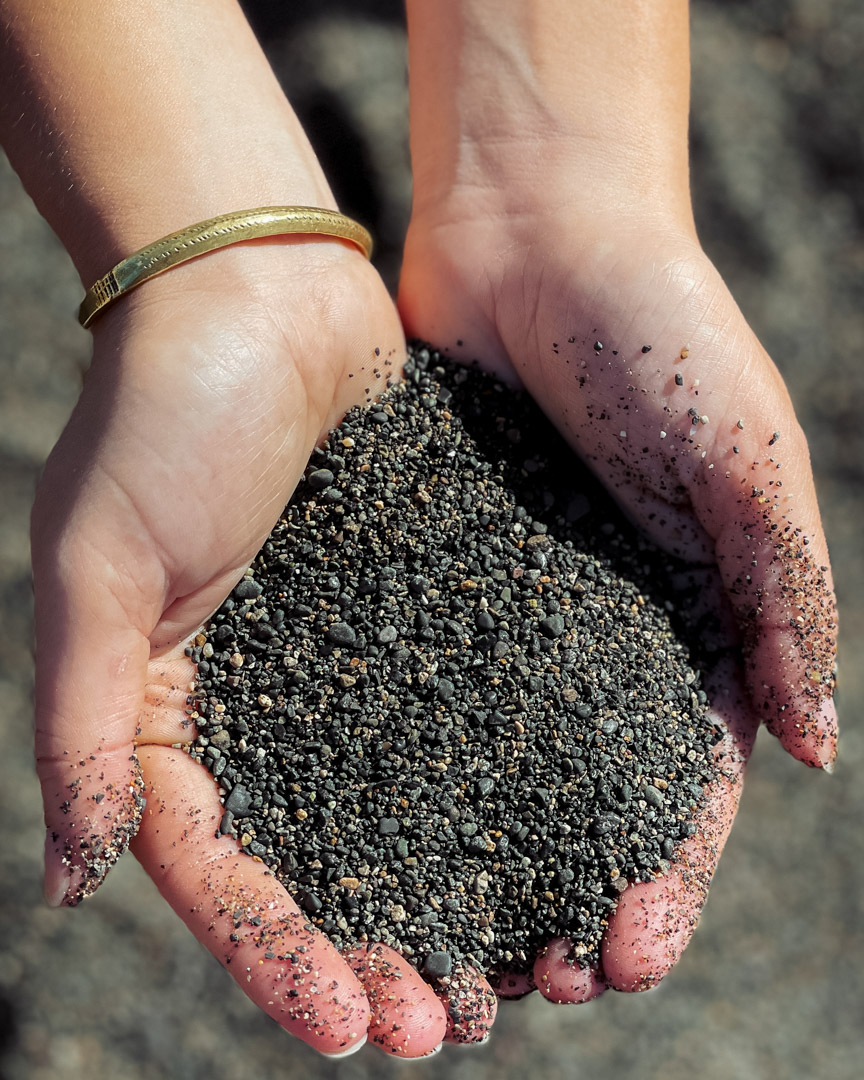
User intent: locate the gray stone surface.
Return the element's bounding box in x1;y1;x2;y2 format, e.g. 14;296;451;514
1;1;862;1077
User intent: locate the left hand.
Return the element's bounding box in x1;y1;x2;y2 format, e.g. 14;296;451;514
398;0;837;1003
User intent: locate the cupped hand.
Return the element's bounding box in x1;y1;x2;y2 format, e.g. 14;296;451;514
399;204;838;1000
31;239;462;1057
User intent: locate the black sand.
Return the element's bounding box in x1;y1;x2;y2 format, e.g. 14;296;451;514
190;344;722;976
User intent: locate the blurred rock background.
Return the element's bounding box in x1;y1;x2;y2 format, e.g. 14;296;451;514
1;1;862;1077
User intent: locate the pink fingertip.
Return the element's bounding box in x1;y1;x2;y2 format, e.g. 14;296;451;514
534;939;607;1004
816;697;838;771
435;966;497;1044
602;875;696;993
773;693;838;771
344;943;447;1057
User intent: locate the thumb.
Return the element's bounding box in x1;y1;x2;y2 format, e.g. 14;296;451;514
577;295;838;769
32;446;166;906
691;376;837;769
622;320;839;769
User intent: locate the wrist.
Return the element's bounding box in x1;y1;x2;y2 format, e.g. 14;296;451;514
70;149;335;289
86;225;376;350
1;0;334;284
406;0;694;228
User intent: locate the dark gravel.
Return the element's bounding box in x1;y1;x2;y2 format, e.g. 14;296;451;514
190;344;722;976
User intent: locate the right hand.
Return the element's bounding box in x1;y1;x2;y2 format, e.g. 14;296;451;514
31;239;465;1057
10;0;495;1056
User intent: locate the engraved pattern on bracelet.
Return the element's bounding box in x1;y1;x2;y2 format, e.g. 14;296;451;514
79;207;373;328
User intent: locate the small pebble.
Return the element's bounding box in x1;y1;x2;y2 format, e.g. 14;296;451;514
308;468;335;491
424;951;453;978
224;785;252;816
327;623;356;647
233;578;262;600
643;785;664;808
538;614;566;638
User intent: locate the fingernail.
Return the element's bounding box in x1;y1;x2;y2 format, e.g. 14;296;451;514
818;695;838;733
816;698;838;772
388;1043;444;1061
43;831;72;908
453;1034;490;1048
319;1033;367;1059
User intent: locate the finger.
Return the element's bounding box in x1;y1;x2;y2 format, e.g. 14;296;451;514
707;432;837;770
533;939;607;1004
427;964;498;1045
678;356;838;768
344;943;447;1058
586;317;837;769
132;744;370;1056
32;496;162;907
601;657;757;991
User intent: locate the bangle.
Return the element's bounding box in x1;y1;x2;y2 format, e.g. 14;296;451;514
78;206;373;328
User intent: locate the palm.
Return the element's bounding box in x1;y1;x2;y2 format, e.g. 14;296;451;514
53;247;400;651
401;213;834;758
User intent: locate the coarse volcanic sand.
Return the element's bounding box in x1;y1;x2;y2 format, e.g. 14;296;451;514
190;344;726;979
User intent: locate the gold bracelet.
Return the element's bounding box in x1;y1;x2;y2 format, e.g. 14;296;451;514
78;206;373;328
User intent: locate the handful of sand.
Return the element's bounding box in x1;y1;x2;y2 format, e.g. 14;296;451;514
190;344;721;978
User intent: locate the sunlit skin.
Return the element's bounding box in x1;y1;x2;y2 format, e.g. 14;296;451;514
3;0;836;1057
